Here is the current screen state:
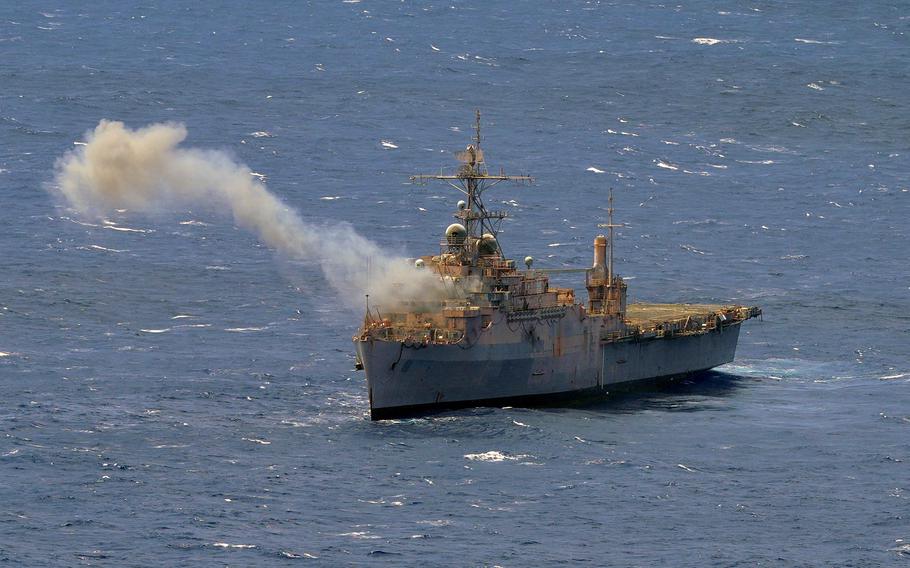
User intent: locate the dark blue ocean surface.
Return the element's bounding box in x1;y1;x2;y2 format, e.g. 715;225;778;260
2;2;908;566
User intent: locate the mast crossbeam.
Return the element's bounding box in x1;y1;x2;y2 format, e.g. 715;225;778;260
410;175;533;182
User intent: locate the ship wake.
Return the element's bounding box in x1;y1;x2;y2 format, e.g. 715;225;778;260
53;120;443;308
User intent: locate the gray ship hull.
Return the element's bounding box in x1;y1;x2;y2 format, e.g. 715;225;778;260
356;321;742;420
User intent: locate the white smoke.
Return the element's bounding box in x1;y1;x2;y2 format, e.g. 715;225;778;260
54;120;444;309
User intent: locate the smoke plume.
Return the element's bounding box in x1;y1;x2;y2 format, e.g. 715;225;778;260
54;120;443;309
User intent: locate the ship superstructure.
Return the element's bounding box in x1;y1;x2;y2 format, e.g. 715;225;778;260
354;112;760;420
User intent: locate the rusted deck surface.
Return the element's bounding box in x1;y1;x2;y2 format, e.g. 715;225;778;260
625;303;730;326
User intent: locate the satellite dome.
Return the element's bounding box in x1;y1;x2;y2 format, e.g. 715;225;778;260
445;223;467;245
478;233;499;255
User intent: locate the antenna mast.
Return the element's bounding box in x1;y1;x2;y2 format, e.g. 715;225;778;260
608;188;614;284
598;188;621;286
410;110;533;265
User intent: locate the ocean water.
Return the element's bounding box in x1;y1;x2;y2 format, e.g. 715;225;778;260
1;2;909;566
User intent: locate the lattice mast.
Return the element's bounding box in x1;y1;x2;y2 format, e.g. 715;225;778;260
410;110;533;264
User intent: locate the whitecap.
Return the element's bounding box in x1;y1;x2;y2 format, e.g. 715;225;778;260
140;328;171;334
465;450;530;462
241;437;271;445
795;38;838;45
381;140;398;149
586;167;605;174
178;220;209;226
171;314;194;319
655;160;679;171
430;44;440;51
82;245;127;253
677;463;697;472
748;144;793;154
880;373;909;381
281;551;319;559
680;244;709;255
250;131;272;138
104;225;152;233
807;82;824;91
417;519;452;527
889;543;910;556
337;531;380;539
225;327;268;332
692;37;726;45
320;196;341;200
212;543;256;549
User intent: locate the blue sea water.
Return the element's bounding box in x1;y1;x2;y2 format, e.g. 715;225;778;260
1;1;909;565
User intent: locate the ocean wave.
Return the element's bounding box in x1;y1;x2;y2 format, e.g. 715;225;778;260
879;373;909;381
692;37;733;46
680;244;709;255
795;38;839;45
103;225;153;234
464;450;531;462
77;245;128;253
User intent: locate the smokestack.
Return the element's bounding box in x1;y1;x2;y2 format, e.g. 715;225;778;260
593;235;607;273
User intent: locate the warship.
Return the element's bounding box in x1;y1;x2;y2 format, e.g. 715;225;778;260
354;112;761;420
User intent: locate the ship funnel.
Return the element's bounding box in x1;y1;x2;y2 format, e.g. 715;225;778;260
593;235;607;271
